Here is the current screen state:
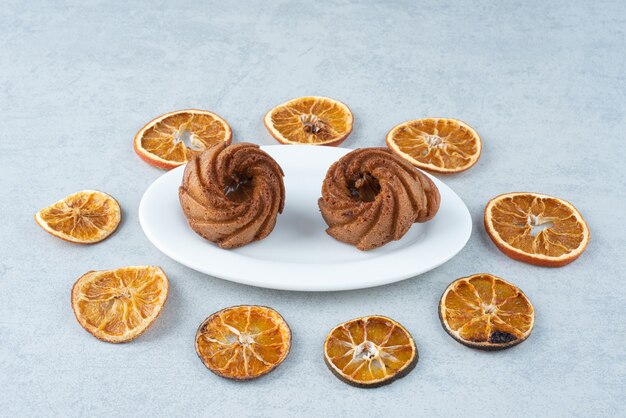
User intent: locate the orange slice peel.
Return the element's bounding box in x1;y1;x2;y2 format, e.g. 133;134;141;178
439;273;534;350
485;192;590;267
195;305;291;380
35;190;121;244
386;117;481;173
323;315;417;388
71;266;169;343
264;96;353;146
134;109;232;169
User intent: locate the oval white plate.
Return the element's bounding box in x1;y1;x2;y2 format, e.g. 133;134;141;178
139;145;471;291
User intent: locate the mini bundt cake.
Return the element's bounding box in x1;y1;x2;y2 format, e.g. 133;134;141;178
318;148;440;250
179;142;285;249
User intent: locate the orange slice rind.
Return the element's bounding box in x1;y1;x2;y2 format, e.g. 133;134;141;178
386;118;481;173
485;192;590;267
71;266;169;343
195;305;291;380
323;315;417;388
439;274;534;350
134;109;232;169
264;96;353;146
35;190;121;244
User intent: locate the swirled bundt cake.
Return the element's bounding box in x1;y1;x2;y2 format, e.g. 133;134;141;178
318;148;440;250
179;142;285;249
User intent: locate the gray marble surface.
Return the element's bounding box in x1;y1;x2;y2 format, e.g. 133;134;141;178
1;1;625;417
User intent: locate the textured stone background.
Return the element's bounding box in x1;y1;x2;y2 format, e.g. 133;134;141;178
1;1;624;417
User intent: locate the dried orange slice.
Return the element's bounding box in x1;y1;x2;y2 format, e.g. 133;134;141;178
485;192;590;267
35;190;121;244
386;118;481;173
323;315;417;387
439;274;534;350
264;96;353;146
134;109;232;169
71;266;169;343
195;306;291;380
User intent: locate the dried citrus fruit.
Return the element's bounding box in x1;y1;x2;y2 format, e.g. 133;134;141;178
439;274;534;350
386;118;481;173
134;109;232;169
35;190;121;244
485;192;589;267
195;306;291;380
323;315;417;388
71;266;169;343
264;96;353;146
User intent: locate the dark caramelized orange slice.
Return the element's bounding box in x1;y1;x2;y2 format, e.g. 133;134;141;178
439;273;534;350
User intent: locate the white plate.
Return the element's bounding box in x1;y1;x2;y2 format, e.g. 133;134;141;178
139;145;471;291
